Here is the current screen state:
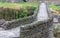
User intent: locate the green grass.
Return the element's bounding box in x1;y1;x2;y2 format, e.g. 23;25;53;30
49;4;60;10
1;2;60;10
0;2;60;10
0;2;38;8
0;2;37;21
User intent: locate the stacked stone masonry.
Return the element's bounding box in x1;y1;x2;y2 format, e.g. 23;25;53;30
20;3;53;38
0;2;53;38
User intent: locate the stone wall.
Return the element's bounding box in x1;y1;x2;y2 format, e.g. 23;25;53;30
0;2;53;38
20;2;53;38
20;19;53;38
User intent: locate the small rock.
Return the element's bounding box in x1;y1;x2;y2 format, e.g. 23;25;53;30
0;19;5;25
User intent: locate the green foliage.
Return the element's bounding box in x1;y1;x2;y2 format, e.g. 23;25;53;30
0;2;37;21
49;4;60;10
26;6;36;16
18;8;27;18
0;2;38;8
53;27;59;37
0;6;36;21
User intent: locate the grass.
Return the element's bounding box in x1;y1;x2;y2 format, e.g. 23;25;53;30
0;2;60;10
49;4;60;10
49;4;60;14
0;2;37;21
0;2;38;9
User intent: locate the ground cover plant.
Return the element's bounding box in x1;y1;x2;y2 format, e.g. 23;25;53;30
0;2;38;21
49;4;60;15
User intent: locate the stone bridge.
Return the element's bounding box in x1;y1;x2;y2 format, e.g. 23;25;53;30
0;2;53;38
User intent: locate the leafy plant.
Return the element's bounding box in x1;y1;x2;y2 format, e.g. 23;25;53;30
0;6;36;21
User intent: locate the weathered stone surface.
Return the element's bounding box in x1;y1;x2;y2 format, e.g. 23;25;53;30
0;6;38;29
0;2;53;38
20;3;53;38
0;19;5;25
0;26;20;38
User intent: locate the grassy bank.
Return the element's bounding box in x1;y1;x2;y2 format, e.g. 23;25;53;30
0;2;38;9
49;4;60;14
0;2;38;21
49;4;60;10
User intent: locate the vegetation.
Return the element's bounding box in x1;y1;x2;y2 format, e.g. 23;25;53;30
1;2;60;21
53;25;60;38
0;2;37;8
49;4;60;10
49;4;60;37
49;4;60;14
53;27;59;37
0;2;37;21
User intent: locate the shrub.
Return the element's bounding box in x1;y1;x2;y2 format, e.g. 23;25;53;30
0;6;36;21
